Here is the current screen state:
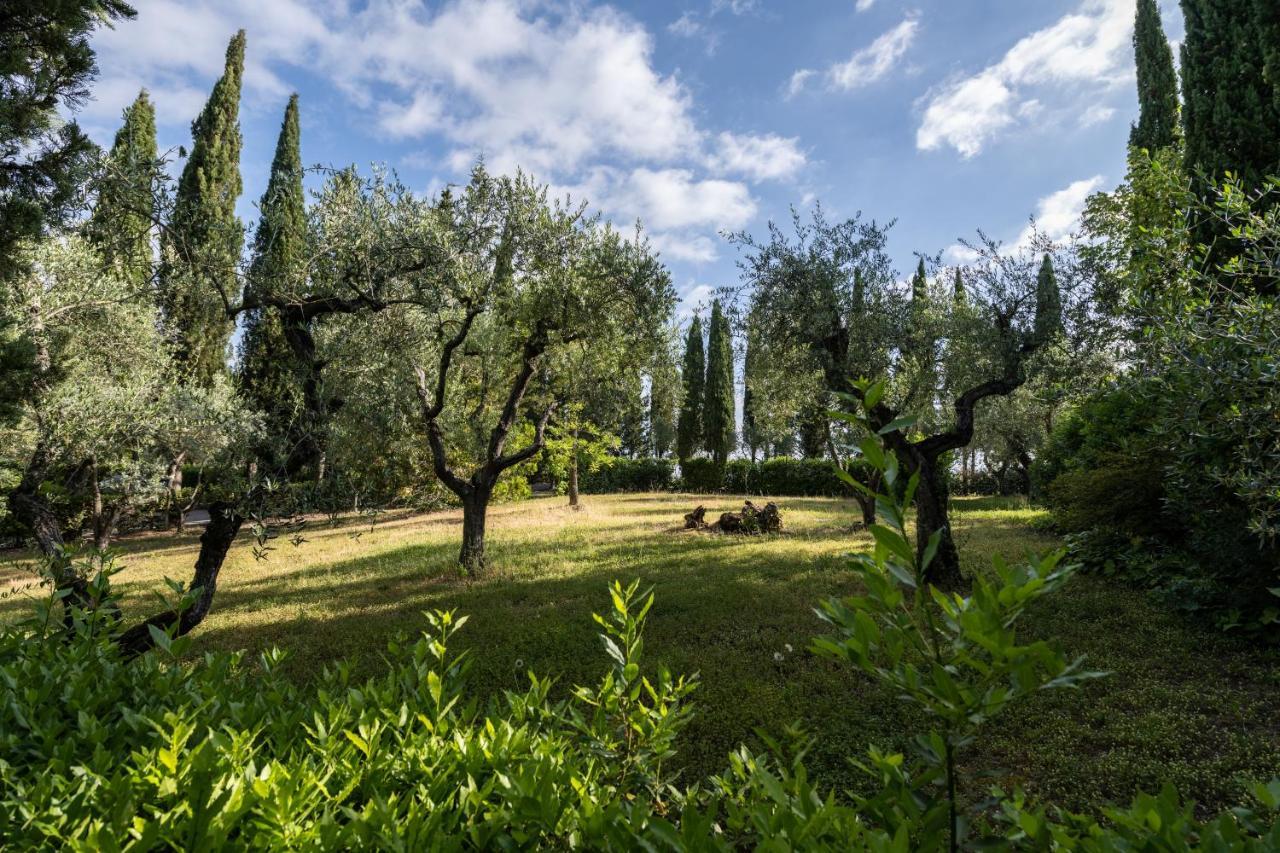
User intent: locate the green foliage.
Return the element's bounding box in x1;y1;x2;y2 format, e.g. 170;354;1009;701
1180;0;1280;195
160;30;245;386
683;457;864;497
647;333;680;458
580;457;675;493
702;301;735;466
0;0;135;285
1032;254;1062;344
239;95;309;475
86;88;158;289
1130;0;1180;153
675;315;705;462
678;457;723;493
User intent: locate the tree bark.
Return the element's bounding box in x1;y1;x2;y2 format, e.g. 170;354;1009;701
459;487;490;573
568;426;580;508
910;452;963;590
116;501;244;658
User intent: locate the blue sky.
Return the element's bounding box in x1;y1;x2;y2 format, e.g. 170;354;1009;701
82;0;1183;316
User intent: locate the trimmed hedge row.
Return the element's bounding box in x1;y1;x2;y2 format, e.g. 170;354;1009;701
581;456;859;497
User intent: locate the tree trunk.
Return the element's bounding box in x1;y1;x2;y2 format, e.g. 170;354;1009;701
459;486;491;574
914;454;963;589
167;453;186;532
568;427;580;508
116;501;244;658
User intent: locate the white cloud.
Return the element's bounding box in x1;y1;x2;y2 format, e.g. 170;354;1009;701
711;0;758;15
856;0;877;11
1015;175;1105;248
712;132;805;181
791;16;918;95
917;0;1132;157
87;0;798;322
678;283;717;319
618;168;756;231
787;69;817;98
651;233;720;264
1079;103;1117;128
668;12;703;38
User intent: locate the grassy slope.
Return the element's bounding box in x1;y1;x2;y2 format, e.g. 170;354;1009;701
2;493;1277;816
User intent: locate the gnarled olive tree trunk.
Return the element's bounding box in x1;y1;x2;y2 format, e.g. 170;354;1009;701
116;501;243;657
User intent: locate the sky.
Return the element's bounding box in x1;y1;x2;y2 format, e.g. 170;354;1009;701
80;0;1184;318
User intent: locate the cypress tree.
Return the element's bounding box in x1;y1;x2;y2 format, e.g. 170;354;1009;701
1130;0;1179;153
703;301;736;466
161;30;246;386
1034;254;1062;343
852;268;865;311
1180;0;1280;193
675;315;705;462
911;258;928;304
1;0;134;286
87;89;157;290
240;94;308;473
741;327;760;462
648;344;679;458
953;268;965;304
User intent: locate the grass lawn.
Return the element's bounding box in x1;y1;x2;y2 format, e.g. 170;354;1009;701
3;492;1277;817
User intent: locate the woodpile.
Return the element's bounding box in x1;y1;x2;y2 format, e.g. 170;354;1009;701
684;500;782;534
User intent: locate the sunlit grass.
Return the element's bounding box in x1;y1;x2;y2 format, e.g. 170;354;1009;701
2;492;1276;816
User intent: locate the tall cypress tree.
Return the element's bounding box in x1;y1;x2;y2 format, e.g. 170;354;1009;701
675;315;705;462
741;326;760;462
1180;0;1280;193
1034;254;1062;343
161;30;246;386
240;94;308;473
1130;0;1179;153
87;89;157;290
953;268;965;304
648;342;679;458
702;300;735;466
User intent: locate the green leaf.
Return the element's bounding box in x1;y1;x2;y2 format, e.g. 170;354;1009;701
877;415;917;435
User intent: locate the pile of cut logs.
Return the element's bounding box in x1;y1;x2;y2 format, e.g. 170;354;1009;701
683;500;782;534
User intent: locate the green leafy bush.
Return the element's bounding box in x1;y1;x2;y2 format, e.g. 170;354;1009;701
682;457;864;496
677;458;724;493
580;457;675;493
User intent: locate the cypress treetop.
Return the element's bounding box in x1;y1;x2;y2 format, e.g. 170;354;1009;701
1130;0;1180;153
702;300;736;466
239;94;308;472
162;29;247;386
1034;254;1063;343
88;88;158;289
675;315;705;462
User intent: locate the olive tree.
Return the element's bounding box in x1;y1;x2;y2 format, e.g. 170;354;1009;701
735;207;1105;587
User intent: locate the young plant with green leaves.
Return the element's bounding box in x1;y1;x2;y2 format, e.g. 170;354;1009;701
818;384;1107;850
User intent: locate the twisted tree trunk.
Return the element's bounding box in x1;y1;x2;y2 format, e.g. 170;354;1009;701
116;501;244;658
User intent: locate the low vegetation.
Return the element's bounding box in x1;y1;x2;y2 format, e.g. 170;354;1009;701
5;492;1275;821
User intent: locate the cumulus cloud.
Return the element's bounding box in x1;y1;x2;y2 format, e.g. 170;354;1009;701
791;16;918;95
917;0;1132;157
1015;175;1104;247
856;0;877;11
712;132;805;181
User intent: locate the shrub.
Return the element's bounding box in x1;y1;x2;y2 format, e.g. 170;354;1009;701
1036;378;1280;631
677;457;724;493
580;457;675;493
